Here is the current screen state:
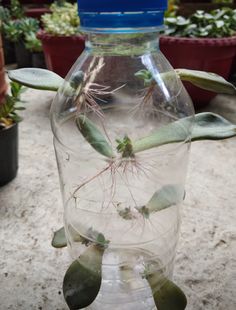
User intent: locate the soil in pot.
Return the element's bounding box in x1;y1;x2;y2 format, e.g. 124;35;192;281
15;41;32;68
0;123;18;186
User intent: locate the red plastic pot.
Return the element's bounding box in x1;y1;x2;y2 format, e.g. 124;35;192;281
37;30;85;78
230;55;236;77
25;7;51;20
2;0;53;3
160;35;236;109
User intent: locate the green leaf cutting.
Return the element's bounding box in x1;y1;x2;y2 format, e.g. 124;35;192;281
76;115;114;158
133;113;236;154
63;245;104;309
8;68;64;91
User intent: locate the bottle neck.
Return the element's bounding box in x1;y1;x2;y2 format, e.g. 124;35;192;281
86;32;160;56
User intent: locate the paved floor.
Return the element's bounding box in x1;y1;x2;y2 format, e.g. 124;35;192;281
0;88;236;310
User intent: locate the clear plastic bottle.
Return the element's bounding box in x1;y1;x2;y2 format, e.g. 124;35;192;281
50;1;194;309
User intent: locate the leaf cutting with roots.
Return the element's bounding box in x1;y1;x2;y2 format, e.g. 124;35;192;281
7;57;236;310
133;68;236;117
74;112;236;203
73;58;125;118
63;244;105;310
61;229;187;310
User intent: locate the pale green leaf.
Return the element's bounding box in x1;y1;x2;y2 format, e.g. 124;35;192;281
147;276;187;310
51;227;67;248
76;115;114;158
8;68;64;91
176;69;236;95
136;185;185;217
133;113;236;154
191;112;236;141
63;245;104;309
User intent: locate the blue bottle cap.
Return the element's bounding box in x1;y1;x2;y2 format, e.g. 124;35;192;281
77;0;168;33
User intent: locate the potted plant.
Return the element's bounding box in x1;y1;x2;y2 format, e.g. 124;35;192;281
178;0;236;16
3;19;31;67
0;3;16;65
0;81;25;186
1;0;43;67
37;1;85;77
25;32;46;68
9;0;24;19
165;0;179;17
7;66;236;309
160;7;236;108
0;0;50;27
3;17;41;68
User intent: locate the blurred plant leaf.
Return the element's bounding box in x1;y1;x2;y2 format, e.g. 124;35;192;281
136;184;185;218
176;69;236;95
52;227;67;248
163;7;236;38
8;68;64;91
133;113;236;154
51;226;109;248
147;275;187;310
145;259;187;310
0;82;25;128
9;68;236;96
63;245;104;309
76;115;114;158
136;68;236;94
42;2;80;36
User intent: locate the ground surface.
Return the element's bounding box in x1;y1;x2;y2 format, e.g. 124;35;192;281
0;89;236;310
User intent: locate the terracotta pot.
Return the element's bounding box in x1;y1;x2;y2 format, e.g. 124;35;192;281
37;30;85;77
0;123;18;186
25;7;51;20
160;35;236;108
2;0;53;3
230;53;236;77
0;34;7;104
